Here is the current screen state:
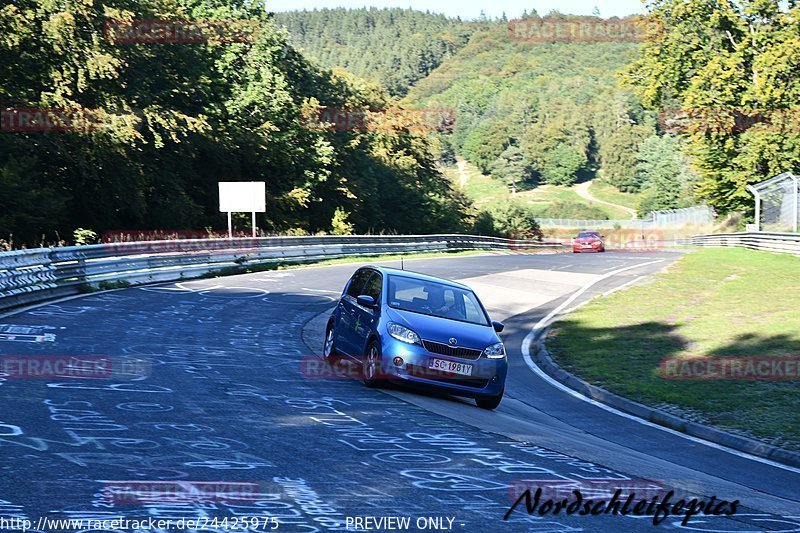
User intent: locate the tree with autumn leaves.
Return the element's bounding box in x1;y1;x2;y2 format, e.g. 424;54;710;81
623;0;800;214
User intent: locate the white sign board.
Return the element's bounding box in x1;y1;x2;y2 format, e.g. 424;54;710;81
218;182;266;213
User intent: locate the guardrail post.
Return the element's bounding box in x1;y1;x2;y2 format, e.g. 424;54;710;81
747;184;761;232
793;174;799;233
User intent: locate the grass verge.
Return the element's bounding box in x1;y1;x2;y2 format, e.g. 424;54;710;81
588;179;641;212
547;247;800;450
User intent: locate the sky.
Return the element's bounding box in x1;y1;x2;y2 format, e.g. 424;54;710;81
266;0;646;19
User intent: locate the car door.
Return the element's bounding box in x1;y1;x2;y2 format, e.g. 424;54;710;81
351;271;382;356
336;269;372;355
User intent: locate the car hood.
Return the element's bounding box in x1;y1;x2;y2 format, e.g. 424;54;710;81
385;306;498;350
574;237;601;243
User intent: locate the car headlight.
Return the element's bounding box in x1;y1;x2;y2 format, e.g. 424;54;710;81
484;342;505;359
387;322;421;345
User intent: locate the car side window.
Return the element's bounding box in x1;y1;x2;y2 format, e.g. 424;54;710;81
362;272;382;302
462;294;484;324
346;270;372;298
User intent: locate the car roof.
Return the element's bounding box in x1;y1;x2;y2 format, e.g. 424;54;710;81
358;265;471;290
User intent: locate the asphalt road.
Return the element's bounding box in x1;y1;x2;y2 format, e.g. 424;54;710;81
0;250;798;532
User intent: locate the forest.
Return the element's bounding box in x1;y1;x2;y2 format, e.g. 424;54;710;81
0;1;475;248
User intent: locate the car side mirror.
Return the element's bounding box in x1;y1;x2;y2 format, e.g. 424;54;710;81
492;321;505;333
357;295;376;308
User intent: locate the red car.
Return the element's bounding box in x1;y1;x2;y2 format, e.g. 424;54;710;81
572;231;605;253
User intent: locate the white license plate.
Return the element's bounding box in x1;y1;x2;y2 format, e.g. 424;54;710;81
428;358;473;376
582;244;592;248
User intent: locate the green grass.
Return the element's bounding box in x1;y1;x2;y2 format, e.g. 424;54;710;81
588;179;641;211
445;162;636;220
548;248;800;450
443;164;510;209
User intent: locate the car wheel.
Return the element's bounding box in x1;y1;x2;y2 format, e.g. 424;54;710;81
363;341;384;388
476;389;504;410
323;322;339;363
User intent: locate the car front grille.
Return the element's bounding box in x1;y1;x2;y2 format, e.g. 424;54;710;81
407;364;489;389
422;340;483;360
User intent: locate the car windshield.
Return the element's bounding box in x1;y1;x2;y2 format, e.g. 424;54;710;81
387;275;489;326
578;232;600;238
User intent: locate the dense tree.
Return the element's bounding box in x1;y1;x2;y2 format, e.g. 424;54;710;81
599;124;654;191
635;135;696;214
539;144;588;186
489;145;532;194
273;8;474;97
0;1;472;246
623;0;800;213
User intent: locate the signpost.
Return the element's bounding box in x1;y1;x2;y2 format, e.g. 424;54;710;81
218;182;266;238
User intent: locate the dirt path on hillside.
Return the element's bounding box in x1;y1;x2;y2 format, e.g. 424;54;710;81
457;159;468;187
575;180;637;220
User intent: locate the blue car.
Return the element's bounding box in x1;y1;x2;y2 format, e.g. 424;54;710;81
323;266;507;410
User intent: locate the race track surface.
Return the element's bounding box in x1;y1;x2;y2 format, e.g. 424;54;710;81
1;251;798;532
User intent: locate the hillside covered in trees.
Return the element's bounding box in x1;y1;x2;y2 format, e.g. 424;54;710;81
273;8;476;97
279;5;800;221
276;10;699;218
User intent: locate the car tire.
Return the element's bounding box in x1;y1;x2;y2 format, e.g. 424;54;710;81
323;321;339;364
363;341;384;388
476;389;504;410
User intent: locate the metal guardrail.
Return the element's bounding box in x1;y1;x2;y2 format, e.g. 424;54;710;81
0;234;557;313
686;231;800;255
537;206;716;229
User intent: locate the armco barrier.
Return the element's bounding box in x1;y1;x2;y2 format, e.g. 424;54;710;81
0;235;559;313
686;231;800;255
